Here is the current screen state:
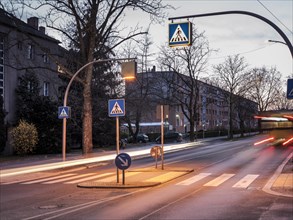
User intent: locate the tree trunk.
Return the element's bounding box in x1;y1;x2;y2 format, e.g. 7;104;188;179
228;98;233;139
240;119;244;137
82;68;93;154
189;118;195;142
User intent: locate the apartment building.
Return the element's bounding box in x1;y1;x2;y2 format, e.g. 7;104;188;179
0;8;63;125
125;67;258;134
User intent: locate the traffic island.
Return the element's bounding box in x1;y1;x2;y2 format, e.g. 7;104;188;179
77;168;194;189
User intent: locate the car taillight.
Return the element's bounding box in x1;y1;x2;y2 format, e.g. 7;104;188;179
282;137;293;146
254;137;274;146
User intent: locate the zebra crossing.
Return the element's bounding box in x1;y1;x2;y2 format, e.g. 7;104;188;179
1;171;260;189
176;173;259;189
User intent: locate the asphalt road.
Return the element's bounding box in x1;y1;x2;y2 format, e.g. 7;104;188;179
1;136;292;220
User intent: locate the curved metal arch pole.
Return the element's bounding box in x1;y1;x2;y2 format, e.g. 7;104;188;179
169;10;293;58
62;57;135;161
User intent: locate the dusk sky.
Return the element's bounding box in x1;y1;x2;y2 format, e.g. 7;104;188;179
125;0;292;83
7;0;292;85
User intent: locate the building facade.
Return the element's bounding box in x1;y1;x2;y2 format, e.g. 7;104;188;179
0;9;63;125
125;67;258;134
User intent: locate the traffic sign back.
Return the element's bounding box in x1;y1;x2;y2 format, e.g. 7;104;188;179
287;79;293;99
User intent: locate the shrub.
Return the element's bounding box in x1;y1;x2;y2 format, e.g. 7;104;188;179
11;120;38;155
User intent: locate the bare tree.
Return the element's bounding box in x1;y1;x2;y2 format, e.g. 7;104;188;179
158;28;211;142
120;33;155;141
213;55;250;139
14;0;170;154
249;67;282;112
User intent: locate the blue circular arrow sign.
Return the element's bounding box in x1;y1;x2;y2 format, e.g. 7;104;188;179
115;153;131;170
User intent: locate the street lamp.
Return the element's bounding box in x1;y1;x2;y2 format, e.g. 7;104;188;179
61;58;136;161
168;10;293;58
268;40;288;46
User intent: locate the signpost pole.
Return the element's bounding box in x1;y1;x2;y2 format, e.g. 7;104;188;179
155;147;158;169
62;118;66;161
161;105;164;170
122;170;125;185
116;116;120;183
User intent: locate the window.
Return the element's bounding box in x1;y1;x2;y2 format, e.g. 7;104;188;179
43;49;50;63
27;81;34;92
43;82;49;96
176;117;180;127
43;53;49;63
27;44;34;59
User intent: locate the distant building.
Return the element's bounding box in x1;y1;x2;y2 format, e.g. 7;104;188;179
0;8;64;125
125;67;258;134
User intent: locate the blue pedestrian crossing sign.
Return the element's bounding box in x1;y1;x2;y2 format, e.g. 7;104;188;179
108;99;125;117
58;106;71;119
287;79;293;99
169;21;192;47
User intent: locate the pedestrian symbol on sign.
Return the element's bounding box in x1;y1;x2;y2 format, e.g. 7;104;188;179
60;108;68;117
110;102;123;114
58;106;71;119
169;21;192;47
108;99;125;117
170;25;188;42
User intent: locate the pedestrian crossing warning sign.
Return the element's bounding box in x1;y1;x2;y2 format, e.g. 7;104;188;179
169;21;192;47
111;102;123;114
108;99;125;117
58;106;71;119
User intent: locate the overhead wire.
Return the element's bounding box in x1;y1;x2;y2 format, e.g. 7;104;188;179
209;44;275;60
256;0;293;35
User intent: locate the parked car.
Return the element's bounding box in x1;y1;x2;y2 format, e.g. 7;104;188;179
128;134;149;143
155;132;183;143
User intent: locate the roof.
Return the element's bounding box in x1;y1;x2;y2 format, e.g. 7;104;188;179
0;8;60;44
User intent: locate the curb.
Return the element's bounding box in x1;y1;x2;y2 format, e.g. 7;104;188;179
262;152;293;198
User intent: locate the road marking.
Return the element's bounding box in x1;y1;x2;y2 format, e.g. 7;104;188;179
233;174;259;188
42;173;95;184
65;173;113;184
176;173;211;186
204;173;235;187
3;171;263;190
21;174;75;184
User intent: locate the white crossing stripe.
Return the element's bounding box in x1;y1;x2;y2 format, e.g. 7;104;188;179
65;173;113;184
21;174;75;184
204;174;235;187
42;173;95;184
232;174;259;188
176;173;211;186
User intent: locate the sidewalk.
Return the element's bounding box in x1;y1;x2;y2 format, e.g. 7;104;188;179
1;139;292;197
263;152;293;198
0;141;200;177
